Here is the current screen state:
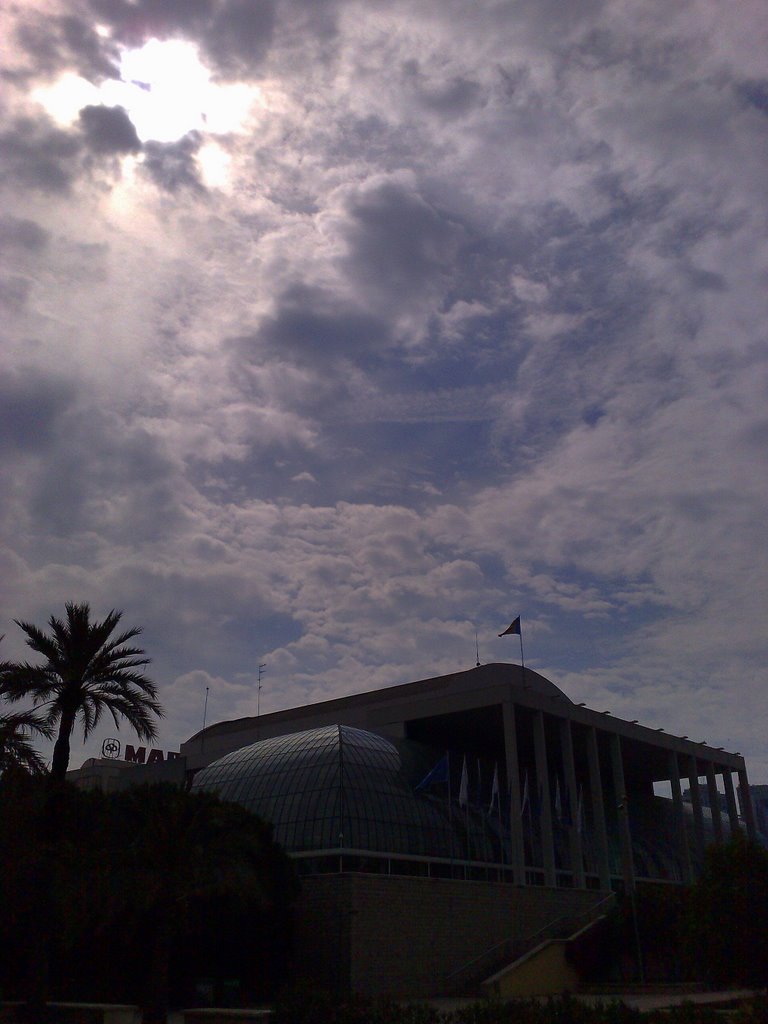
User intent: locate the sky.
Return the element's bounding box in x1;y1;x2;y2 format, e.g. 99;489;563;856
1;0;767;782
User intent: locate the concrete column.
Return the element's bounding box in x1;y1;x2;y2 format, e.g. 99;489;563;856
668;750;693;884
687;757;705;859
587;727;611;890
610;733;635;892
502;700;526;885
705;762;723;843
533;710;556;887
723;770;740;834
560;719;585;888
737;767;757;842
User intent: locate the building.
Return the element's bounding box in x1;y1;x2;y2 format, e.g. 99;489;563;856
179;662;756;996
750;784;768;842
69;661;758;996
184;662;756;889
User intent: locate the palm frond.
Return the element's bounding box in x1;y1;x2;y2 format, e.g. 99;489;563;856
0;663;56;702
15;619;61;665
0;708;53;774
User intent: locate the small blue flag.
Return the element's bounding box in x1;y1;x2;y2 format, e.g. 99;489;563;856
498;615;521;637
415;753;449;791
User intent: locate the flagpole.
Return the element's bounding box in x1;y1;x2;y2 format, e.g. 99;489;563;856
499;615;528;689
460;756;470;870
447;750;454;869
466;783;470;871
526;772;533;880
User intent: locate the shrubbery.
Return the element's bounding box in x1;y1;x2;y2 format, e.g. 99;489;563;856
0;774;297;1020
273;993;768;1024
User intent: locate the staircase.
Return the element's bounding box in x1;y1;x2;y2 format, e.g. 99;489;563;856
445;892;615;996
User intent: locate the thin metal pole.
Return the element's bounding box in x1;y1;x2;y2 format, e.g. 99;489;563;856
447;751;454;869
257;662;266;718
201;686;209;754
338;725;345;869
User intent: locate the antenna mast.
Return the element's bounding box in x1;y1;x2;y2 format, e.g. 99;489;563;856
201;685;210;754
257;662;266;719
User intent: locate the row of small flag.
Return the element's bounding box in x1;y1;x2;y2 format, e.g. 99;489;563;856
415;753;501;812
416;752;587;832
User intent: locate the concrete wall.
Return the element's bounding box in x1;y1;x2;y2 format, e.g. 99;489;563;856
293;873;606;998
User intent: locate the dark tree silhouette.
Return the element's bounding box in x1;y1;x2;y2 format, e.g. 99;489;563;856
0;706;53;774
111;785;298;1022
0;781;297;1021
1;602;163;779
687;831;768;986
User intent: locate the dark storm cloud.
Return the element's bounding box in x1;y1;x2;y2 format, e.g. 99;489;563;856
79;105;142;154
203;0;276;78
339;179;464;305
255;284;389;366
10;12;120;82
0;369;77;453
0;217;50;252
88;0;214;45
401;60;483;118
141;132;204;192
88;0;276;78
0;277;32;314
28;409;185;541
736;79;768;116
0;117;81;193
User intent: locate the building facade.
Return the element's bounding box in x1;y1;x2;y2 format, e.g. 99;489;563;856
183;662;756;892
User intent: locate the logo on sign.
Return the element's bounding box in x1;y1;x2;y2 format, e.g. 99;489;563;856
102;738;121;759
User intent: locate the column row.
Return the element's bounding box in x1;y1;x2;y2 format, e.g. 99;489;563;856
501;700;755;891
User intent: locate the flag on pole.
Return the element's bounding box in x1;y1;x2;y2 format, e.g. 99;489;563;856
415;753;449;791
498;615;521;637
459;756;469;807
520;770;529;816
489;763;500;814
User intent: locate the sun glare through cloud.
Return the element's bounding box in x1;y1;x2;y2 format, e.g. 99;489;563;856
34;38;260;144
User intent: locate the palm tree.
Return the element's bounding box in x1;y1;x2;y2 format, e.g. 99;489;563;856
0;707;53;775
1;602;163;780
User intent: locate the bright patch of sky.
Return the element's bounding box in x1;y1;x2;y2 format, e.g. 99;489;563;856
33;39;259;142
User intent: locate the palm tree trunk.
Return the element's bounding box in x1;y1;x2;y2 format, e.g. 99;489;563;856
51;708;77;781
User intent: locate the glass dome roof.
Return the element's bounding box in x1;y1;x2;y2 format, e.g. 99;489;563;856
191;724;703;883
191;724;457;857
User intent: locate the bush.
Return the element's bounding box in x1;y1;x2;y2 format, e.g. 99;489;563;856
685;832;768;987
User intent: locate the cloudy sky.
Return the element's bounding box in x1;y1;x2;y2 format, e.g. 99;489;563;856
1;0;767;781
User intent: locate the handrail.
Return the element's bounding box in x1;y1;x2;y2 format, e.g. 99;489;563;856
445;891;615;992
